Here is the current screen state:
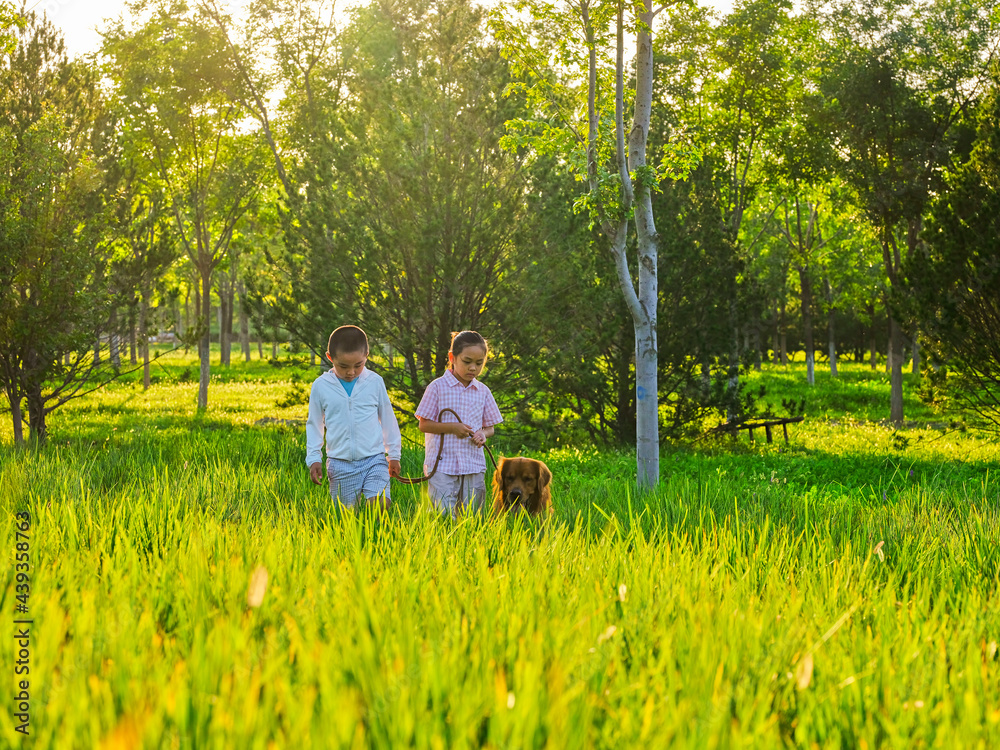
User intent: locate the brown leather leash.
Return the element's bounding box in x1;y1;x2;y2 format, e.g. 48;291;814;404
394;406;500;485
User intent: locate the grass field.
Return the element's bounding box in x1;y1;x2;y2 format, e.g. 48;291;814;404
2;348;998;748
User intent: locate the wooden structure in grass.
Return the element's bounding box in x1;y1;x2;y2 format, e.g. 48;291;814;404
727;416;805;444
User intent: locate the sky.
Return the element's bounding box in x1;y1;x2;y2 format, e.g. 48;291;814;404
32;0;251;58
37;0;733;60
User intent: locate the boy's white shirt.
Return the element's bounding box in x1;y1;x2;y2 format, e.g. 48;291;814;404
305;368;402;466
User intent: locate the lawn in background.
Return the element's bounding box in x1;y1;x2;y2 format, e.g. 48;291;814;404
1;348;998;748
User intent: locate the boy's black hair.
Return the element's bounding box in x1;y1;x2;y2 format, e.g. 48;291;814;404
450;330;488;357
327;325;369;357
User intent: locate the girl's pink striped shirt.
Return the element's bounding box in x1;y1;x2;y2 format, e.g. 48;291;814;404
415;369;503;475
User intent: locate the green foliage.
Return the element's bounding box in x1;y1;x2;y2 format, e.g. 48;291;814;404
102;0;270;408
653;161;751;433
0;10;117;443
492;156;637;447
913;72;1000;430
247;0;534;406
808;0;999;265
0;0;22;54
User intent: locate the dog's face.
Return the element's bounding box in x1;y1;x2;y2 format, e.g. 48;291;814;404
492;457;552;515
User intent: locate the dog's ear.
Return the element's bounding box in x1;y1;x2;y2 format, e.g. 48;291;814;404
538;461;552;488
492;458;507;495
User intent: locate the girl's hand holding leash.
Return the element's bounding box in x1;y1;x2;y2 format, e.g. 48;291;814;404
471;429;487;447
388;459;401;478
450;422;475;439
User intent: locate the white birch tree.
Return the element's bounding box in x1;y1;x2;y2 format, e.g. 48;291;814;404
492;0;696;489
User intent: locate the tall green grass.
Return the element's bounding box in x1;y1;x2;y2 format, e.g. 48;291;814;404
1;358;998;748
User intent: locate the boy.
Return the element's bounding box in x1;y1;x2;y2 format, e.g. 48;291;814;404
306;325;401;508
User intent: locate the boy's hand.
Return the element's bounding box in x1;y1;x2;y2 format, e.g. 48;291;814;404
471;429;486;447
451;423;474;438
309;462;325;485
388;459;401;478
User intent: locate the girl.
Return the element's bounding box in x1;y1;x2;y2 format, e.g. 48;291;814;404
415;331;502;515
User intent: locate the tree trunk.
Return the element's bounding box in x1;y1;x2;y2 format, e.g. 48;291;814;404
889;315;904;424
140;295;150;391
868;304;877;370
110;306;121;369
779;301;788;365
911;337;920;375
217;293;226;366
799;266;814;385
272;328;278;360
129;305;137;365
629;1;659;489
199;271;211;410
828;314;838;378
220;273;234;367
752;323;762;372
193;281;201;347
825;279;837;377
634;318;658;488
257;335;263;360
218;288;227;366
9;389;23;446
225;274;235;364
25;382;46;445
727;299;740;420
886;318;893;374
181;287;189;338
238;281;251;362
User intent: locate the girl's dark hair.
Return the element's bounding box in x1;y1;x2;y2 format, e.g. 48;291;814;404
328;325;369;357
450;330;488;357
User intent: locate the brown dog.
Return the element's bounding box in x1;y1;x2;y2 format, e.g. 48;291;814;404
491;457;553;516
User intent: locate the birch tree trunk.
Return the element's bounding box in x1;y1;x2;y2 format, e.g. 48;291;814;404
580;0;660;488
629;1;659;489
